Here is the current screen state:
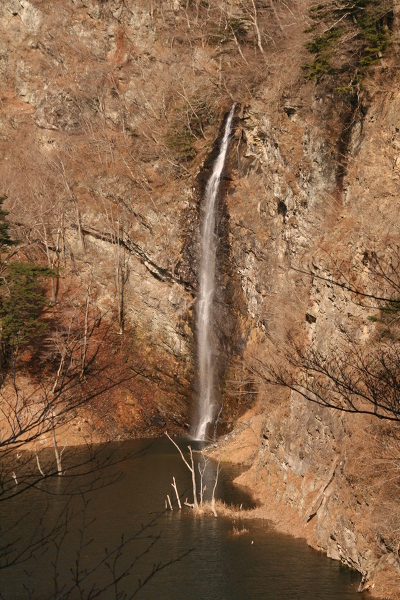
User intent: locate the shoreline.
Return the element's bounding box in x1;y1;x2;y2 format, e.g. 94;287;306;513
204;409;399;600
6;414;399;600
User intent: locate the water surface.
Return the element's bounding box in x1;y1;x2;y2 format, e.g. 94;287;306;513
0;438;364;599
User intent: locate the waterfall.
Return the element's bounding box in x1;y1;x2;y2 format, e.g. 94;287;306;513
192;104;235;441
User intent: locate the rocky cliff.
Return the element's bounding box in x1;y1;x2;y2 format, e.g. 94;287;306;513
1;0;400;596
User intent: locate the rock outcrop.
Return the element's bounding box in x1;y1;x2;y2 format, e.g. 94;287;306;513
1;0;400;596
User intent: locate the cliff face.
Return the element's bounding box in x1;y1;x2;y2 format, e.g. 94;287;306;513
223;56;400;599
220;41;400;600
1;0;400;595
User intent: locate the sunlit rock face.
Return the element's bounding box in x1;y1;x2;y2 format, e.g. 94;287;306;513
1;1;400;595
217;66;400;600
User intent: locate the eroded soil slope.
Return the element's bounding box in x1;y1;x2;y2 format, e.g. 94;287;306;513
1;1;400;596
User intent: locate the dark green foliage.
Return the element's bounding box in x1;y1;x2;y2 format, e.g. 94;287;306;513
302;54;335;80
207;17;249;46
0;263;54;349
0;197;17;254
0;196;55;354
306;27;343;54
166;127;197;161
303;0;393;90
166;96;215;162
368;298;400;339
189;98;214;136
380;299;400;315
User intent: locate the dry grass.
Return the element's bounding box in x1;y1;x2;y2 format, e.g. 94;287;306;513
230;525;249;536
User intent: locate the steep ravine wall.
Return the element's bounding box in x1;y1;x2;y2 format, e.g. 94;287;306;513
1;1;400;596
216;70;400;600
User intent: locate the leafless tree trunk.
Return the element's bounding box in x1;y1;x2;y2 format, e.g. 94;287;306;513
51;419;67;477
230;26;249;64
42;227;56;305
81;278;92;379
35;452;45;477
167;494;173;511
55;157;85;253
198;453;208;508
250;0;264;53
100;198;128;334
165;432;198;508
171;476;182;509
210;459;221;517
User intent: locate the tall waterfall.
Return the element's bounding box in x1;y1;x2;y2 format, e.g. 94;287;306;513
193;105;235;441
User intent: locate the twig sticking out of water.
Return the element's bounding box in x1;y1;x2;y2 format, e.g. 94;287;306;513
230;525;249;536
165;432;221;516
171;476;181;509
165;432;198;509
167;494;173;511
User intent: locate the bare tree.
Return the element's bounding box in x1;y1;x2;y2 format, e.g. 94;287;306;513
171;476;182;509
99;197;129;335
260;245;400;422
0;287;190;598
210;458;221;518
165;433;221;516
264;329;400;421
198;452;208;508
165;432;198;509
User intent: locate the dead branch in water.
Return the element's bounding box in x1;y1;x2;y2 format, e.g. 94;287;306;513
165;433;222;516
165;432;198;509
171;476;182;509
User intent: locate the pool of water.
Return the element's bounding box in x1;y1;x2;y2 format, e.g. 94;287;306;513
0;437;365;599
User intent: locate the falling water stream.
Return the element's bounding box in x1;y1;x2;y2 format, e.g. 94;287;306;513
193;105;236;441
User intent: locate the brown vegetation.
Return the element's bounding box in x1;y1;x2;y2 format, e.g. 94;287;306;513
1;0;400;596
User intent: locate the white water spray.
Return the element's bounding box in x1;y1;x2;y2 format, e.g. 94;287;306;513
192;105;235;441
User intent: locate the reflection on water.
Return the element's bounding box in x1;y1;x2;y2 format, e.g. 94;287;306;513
0;438;364;599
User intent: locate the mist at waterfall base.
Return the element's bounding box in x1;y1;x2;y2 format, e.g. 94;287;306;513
193;105;236;441
0;438;365;600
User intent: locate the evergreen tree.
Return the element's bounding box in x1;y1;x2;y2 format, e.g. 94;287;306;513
0;262;54;350
0;196;17;254
0;196;54;357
